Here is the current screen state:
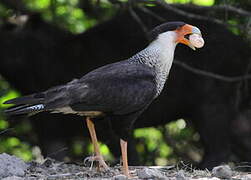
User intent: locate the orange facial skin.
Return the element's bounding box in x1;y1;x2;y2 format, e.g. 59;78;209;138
175;24;203;50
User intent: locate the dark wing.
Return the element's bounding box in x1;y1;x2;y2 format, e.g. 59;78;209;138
4;60;157;116
45;60;157;115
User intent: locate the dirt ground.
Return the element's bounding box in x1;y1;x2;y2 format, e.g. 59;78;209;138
1;153;251;180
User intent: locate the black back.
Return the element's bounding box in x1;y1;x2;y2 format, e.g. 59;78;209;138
148;21;186;41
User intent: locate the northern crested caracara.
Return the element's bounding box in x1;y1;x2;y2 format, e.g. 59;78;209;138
4;22;204;177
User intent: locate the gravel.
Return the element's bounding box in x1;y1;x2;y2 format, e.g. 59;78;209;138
0;153;28;178
212;165;233;179
112;174;128;180
0;153;251;179
176;170;188;180
137;167;165;179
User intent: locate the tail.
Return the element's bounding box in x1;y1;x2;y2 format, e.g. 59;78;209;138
3;93;45;116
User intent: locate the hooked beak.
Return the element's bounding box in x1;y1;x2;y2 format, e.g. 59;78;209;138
175;24;203;50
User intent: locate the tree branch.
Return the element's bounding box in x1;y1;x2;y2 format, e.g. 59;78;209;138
0;128;14;135
137;6;165;22
174;60;251;82
174;4;251;17
128;6;149;40
139;0;227;26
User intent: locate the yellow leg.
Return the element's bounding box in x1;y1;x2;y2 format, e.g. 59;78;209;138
86;117;108;170
120;139;130;177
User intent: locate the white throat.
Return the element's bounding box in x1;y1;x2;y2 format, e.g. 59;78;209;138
131;31;178;96
147;31;177;66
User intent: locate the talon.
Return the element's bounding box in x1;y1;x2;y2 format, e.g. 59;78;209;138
84;155;109;170
96;155;109;170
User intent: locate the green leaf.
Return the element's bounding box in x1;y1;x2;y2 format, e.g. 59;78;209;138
0;120;8;130
192;0;215;6
0;90;19;108
24;0;50;10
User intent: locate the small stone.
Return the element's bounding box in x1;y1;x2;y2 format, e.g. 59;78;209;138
113;174;128;180
137;168;164;179
176;170;187;180
189;34;204;48
194;178;220;180
159;177;169;180
234;174;251;180
0;153;28;178
212;165;232;179
2;176;25;180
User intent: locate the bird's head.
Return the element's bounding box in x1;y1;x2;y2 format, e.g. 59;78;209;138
149;21;204;50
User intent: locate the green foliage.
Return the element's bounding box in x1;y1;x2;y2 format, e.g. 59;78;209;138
134;127;173;165
22;0;116;33
0;137;33;161
135;128;163;152
192;0;214;6
0;90;19;108
134;119;201;165
72;140;84;155
23;0;93;33
227;19;240;35
0;120;34;161
0;119;8;130
0;4;12;20
86;141;114;161
0;77;33;161
24;0;50;10
166;0;215;6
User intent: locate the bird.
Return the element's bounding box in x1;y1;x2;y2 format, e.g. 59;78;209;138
4;21;204;177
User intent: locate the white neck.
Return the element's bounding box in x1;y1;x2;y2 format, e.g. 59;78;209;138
150;31;178;58
130;31;178;96
131;31;177;67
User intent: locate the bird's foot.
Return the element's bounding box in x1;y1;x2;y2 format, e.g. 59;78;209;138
130;169;137;176
84;155;109;170
122;168;130;178
121;167;137;178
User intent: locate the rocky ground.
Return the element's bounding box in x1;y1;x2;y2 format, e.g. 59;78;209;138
1;153;251;180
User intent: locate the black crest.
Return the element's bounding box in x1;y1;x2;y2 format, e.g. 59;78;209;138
148;21;186;42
